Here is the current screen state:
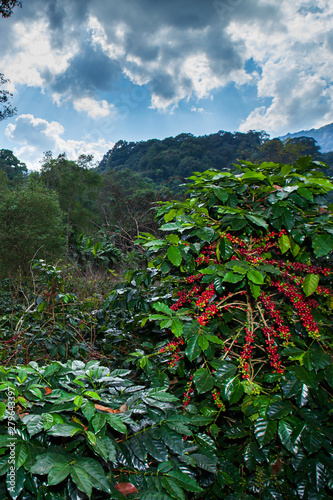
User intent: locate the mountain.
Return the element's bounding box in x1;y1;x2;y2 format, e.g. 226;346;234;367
280;122;333;153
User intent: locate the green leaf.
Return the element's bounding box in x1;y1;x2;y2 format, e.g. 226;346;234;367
312;233;333;258
302;273;319;296
254;418;277;448
245;214;268;229
77;457;111;493
6;466;26;499
185;334;201;361
48;462;71;486
107;415;127;434
214;362;237;382
21;414;44;437
47;424;82;437
247;269;264;284
198;335;209;350
92;412;107;433
161;426;184;455
167;246;182;267
162;476;186;500
171;318;183;337
222;377;244;404
278;419;298;454
153;302;173;316
193;368;214;394
164;209;177;223
166;471;203;492
223;272;244;283
194;227;215;242
278;234;290;254
267;400;293;420
71;465;93;498
142;433;169;462
0;402;5;419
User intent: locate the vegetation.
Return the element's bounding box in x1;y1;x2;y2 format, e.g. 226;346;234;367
0;152;332;498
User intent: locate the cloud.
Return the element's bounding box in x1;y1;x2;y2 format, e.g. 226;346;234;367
0;0;333;136
5;114;114;169
73;97;117;119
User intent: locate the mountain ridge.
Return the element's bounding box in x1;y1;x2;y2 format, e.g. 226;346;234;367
280;122;333;153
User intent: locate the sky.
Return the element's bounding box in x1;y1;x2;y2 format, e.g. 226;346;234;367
0;0;333;170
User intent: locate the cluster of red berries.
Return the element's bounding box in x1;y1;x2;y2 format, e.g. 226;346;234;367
171;283;202;311
195;245;218;266
260;293;291;343
195;283;216;308
212;388;225;410
198;304;220;326
182;375;193;410
159;338;184;368
239;327;255;377
272;280;320;338
262;326;283;373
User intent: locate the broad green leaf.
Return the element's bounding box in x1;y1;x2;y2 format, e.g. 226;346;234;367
153;302;173;316
6;466;26;499
161;425;184;455
302;274;319;296
71;465;93;498
267;400;293;420
162;476;186;500
312;233;333;258
278;234;290;254
278;419;298;454
198;335;209;350
214;362;237;382
194;227;215;242
106;415;127;434
142;433;169;462
245;214;268;229
223;272;244;283
193;368;214;394
77;457;111;493
167;471;203;492
92;413;107;433
247;269;264;284
171;318;183;337
185;334;201;361
21;414;44;437
164;209;177;223
213;187;228;202
167;246;182;267
0;402;6;419
254;418;277;448
48;462;71;486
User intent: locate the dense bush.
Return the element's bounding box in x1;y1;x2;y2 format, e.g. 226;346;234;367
105;157;333;498
1;157;333;499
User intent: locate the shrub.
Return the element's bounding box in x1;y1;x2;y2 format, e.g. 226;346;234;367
104;157;333;498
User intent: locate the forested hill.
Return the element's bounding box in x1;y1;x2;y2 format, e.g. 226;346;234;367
97;130;330;189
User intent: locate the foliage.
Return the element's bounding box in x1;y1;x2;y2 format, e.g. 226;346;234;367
0;149;27;182
0;360;211;499
103;157;333;498
0;184;65;276
0;260;104;365
0;0;22;18
0;74;16;122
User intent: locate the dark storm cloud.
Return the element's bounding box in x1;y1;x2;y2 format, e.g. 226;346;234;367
47;43;121;97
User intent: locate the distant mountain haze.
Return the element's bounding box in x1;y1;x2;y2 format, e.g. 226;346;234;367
280;123;333;153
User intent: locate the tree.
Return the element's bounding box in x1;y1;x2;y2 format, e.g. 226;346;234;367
0;149;27;181
0;184;64;276
38;152;102;253
0;0;22;18
0;74;16;121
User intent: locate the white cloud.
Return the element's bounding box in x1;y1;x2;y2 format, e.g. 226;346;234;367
232;0;333;135
73;96;117;119
5;114;114;169
1;20;76;90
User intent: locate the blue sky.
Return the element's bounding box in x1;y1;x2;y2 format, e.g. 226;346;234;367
0;0;332;169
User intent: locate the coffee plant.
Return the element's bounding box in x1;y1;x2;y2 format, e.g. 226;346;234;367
1;157;333;499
